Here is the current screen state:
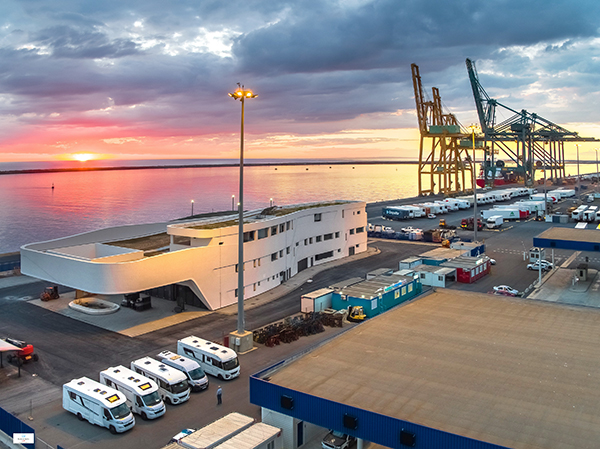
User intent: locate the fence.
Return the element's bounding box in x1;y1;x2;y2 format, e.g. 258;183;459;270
0;406;34;449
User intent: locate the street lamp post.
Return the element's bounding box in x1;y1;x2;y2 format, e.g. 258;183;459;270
595;149;599;184
576;144;580;199
191;199;194;217
228;84;257;351
232;195;235;211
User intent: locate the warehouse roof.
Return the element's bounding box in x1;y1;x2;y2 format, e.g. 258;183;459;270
338;274;414;299
536;227;600;244
265;290;600;449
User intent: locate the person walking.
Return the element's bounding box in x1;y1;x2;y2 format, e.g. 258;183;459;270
216;386;222;405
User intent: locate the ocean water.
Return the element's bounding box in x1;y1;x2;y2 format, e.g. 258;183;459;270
0;163;418;253
1;160;594;254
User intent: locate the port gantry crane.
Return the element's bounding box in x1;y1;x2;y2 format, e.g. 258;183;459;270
412;63;476;196
466;58;598;187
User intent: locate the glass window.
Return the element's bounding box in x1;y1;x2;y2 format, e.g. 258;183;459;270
258;228;269;239
142;391;161;406
280;223;285;233
223;358;239;371
279;250;283;257
314;213;322;222
316;235;322;242
356;227;364;233
243;231;255;242
309;237;313;244
304;239;308;245
271;226;278;236
408;283;413;292
286;246;290;254
110;403;131;420
335;232;340;238
324;233;333;241
286;221;291;230
271;253;278;261
350;229;355;235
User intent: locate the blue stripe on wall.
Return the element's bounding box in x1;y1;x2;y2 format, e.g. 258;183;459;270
250;375;509;449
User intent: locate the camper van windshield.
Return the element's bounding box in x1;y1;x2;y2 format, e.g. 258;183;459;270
188;367;206;380
110;403;131;420
169;380;189;394
142;391;161;406
222;357;239;371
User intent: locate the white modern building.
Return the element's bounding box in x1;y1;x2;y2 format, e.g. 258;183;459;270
21;201;367;310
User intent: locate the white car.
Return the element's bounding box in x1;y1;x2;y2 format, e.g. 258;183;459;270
489;258;496;265
493;285;519;296
322;430;356;449
401;226;416;233
527;260;553;271
427;213;436;219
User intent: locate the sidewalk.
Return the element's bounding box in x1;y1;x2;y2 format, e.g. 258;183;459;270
528;267;600;308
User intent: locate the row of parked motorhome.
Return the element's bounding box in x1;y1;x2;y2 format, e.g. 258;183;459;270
62;336;240;434
382;188;537;221
571;205;600;221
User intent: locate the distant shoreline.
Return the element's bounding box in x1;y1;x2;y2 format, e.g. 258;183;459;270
0;160;418;176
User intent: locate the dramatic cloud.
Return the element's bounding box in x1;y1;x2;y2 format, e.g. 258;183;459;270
0;0;599;162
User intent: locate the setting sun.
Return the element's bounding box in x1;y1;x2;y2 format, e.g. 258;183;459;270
72;153;96;162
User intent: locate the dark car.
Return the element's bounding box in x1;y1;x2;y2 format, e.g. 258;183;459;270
321;430;355;449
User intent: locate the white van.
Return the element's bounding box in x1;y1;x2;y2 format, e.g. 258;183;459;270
177;336;241;380
63;377;135;434
99;365;166;420
157;350;209;392
131;357;191;405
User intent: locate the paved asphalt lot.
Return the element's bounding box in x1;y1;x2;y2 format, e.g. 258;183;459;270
2;190;600;449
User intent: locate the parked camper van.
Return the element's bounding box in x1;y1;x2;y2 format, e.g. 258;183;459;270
63;377;135;434
177;336;241;380
99;365;166;420
131;357;190;405
157;350;209;392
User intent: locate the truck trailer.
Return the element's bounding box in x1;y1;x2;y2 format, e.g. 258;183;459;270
486;215;504;229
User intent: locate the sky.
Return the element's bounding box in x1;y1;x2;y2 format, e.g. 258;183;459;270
1;0;600;163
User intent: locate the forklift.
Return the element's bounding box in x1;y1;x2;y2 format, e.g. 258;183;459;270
347;305;366;323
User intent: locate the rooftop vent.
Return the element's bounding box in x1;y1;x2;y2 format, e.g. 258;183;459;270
77;381;85;385
93;388;101;393
114;369;120;373
192;340;198;343
144;360;151;365
210;346;219;350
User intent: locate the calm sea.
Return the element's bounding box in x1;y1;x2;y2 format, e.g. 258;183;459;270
0;162;418;254
1;160;594;254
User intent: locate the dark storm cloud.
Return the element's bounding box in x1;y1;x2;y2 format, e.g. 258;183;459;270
33;25;141;59
234;0;600;76
0;0;599;146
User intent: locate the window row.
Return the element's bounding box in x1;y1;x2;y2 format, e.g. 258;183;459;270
304;231;340;245
349;227;365;235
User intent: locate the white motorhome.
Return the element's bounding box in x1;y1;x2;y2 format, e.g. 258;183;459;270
157;350;209;392
178;336;241;380
131;357;190;405
99;365;166;420
572;205;588;221
583;206;598;222
454;198;471;209
63;377;135;434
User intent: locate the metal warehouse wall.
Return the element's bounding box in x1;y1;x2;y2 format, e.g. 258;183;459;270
250;374;509;449
533;237;600;252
